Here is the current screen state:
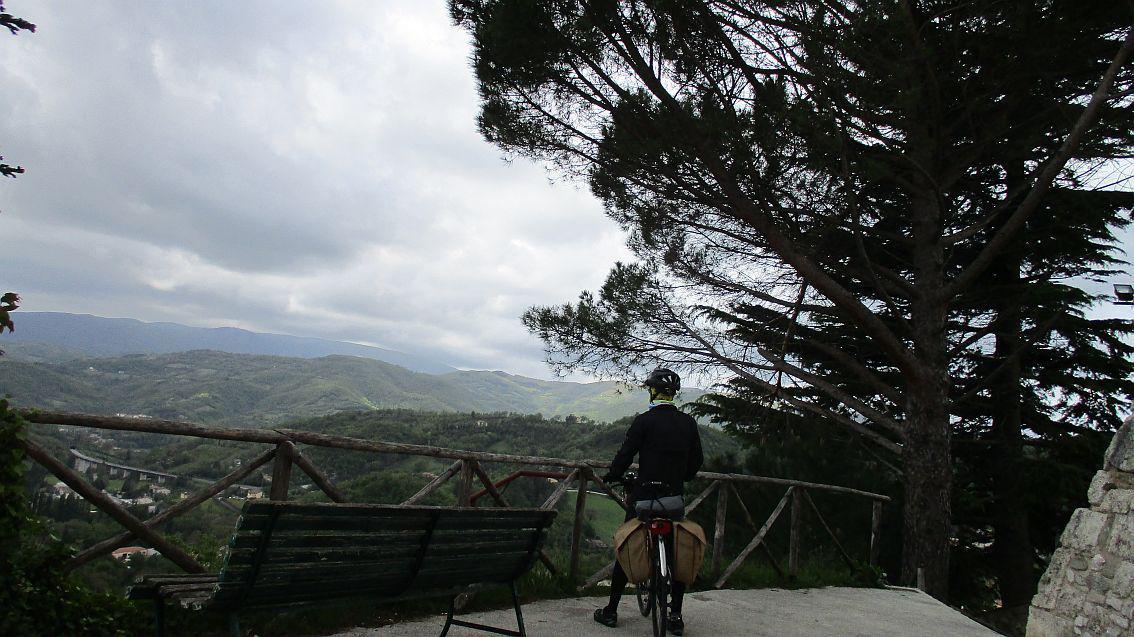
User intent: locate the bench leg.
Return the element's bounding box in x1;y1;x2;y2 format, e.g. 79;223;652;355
153;599;165;637
511;580;526;637
440;596;457;637
437;583;525;637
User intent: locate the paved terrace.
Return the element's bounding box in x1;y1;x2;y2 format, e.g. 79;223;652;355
333;587;1001;637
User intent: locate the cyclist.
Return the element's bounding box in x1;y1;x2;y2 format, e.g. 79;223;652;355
594;367;703;636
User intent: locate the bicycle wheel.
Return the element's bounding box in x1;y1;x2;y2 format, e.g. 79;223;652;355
650;534;669;637
650;571;668;637
636;581;652;616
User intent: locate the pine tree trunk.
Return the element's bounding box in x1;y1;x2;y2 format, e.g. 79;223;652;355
902;364;953;600
903;191;953;600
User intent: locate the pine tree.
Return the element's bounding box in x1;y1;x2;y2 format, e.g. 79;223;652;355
453;0;1134;596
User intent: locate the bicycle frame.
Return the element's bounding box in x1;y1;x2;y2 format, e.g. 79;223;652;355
648;518;673;580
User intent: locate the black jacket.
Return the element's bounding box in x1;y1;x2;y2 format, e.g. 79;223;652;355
606;403;704;497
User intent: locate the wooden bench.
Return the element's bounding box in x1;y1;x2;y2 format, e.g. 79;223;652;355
128;501;557;637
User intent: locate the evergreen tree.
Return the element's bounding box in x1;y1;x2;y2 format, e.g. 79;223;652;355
452;0;1134;597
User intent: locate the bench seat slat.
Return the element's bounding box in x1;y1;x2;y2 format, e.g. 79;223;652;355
428;528;546;541
215;564;523;608
243;502;553;518
416;558;530;576
223;537;536;566
128;575;220;600
240;515;550;534
220;558;419;583
157;583;220;596
229;527;545;551
229;530;424;550
223;549;530;583
243;516;436;533
223;544;423;565
419;537;539;555
411;568;520;587
210;577;408;607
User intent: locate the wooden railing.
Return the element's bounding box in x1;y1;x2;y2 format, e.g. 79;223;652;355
18;410;890;589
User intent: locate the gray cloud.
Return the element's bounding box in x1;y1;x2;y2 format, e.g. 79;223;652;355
0;1;630;379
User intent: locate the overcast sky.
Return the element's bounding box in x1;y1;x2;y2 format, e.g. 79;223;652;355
0;2;633;379
2;3;1131;381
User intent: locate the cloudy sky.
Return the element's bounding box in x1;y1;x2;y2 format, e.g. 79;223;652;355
2;3;1131;381
0;2;632;379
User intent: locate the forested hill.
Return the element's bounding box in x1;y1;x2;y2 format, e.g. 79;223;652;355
0;349;704;426
2;312;456;374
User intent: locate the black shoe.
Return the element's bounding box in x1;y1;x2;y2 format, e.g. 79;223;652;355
593;607;618;628
668;613;684;635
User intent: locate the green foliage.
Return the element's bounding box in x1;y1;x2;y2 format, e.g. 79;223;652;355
0;401;144;636
0;399;28;551
0;517;144;637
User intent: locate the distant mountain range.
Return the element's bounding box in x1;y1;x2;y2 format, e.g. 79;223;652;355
0;312;706;425
2;312;456;374
0;350;700;427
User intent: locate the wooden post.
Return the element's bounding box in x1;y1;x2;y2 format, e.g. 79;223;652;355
801;490;856;571
715;487;792;589
727;483;785;578
455;459;474;507
269;441;294;501
469;460;507;507
587;471;629;513
569;470;589;584
540;469;579;510
711;480;728;575
403;459;461;505
21;439;205;574
789;486;803;577
870;500;883;567
580;560;615;592
290;446;346;503
685;479;719;516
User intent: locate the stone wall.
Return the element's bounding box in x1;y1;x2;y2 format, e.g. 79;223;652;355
1027;416;1134;637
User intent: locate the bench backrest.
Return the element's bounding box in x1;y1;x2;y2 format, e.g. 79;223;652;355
209;501;557;609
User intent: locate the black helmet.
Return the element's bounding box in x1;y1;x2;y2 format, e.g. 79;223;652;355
643;368;680;394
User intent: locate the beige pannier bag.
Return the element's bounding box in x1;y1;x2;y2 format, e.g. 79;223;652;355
614;518;707;585
614;519;651;584
672;520;707;585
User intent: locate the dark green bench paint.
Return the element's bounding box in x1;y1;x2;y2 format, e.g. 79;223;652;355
129;501;556;637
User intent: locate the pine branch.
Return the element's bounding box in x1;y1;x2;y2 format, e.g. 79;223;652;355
0;2;35;35
949;27;1134;296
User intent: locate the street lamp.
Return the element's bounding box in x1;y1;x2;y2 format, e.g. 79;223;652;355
1114;283;1134;305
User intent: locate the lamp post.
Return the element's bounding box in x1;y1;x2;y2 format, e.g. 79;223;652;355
1114;283;1134;306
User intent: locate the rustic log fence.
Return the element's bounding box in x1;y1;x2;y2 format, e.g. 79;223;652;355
19;410;890;590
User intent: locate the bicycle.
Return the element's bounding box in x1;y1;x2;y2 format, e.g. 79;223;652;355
613;471;683;637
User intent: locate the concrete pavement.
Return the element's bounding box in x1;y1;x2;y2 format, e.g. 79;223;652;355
331;587;1002;637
